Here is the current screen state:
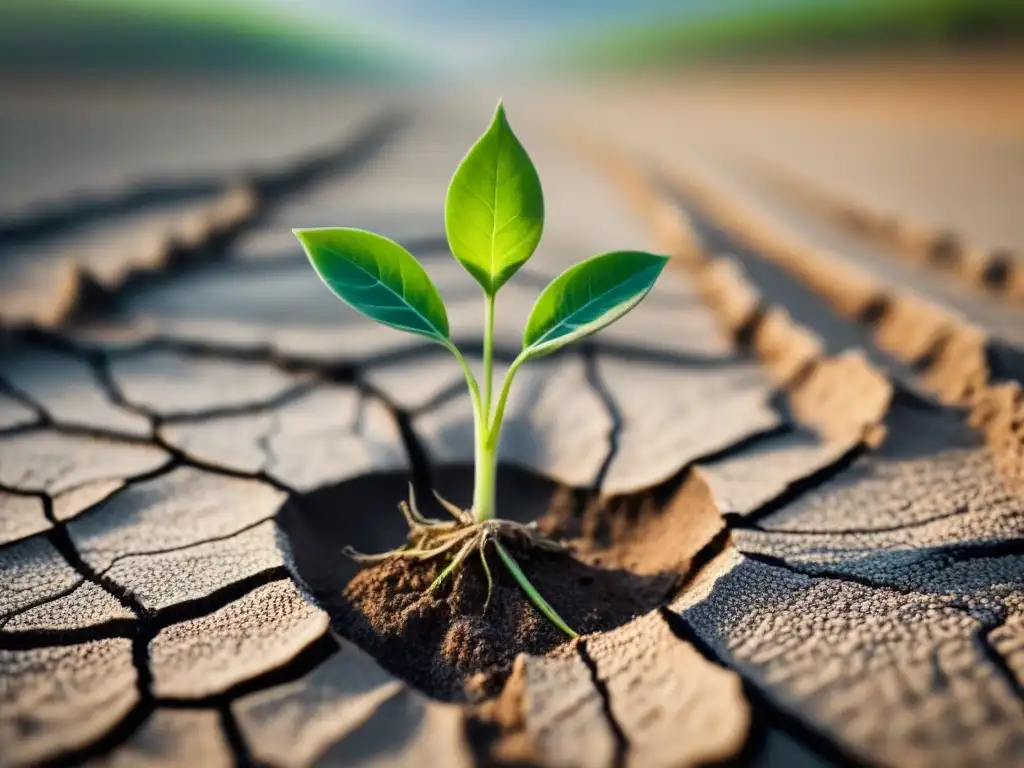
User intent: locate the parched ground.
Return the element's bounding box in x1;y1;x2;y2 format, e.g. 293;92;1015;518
1;65;1023;767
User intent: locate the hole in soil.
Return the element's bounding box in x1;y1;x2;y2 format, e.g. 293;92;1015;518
277;463;724;703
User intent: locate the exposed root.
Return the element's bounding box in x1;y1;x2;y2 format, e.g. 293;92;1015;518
342;484;578;637
342;483;565;563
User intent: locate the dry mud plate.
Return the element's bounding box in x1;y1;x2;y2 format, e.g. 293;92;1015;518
1;88;1023;767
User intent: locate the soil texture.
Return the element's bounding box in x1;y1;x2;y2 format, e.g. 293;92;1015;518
278;464;714;701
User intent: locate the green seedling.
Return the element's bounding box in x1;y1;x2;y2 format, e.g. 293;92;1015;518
294;100;668;637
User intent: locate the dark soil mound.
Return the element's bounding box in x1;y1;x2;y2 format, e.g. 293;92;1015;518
338;537;672;701
278;464;720;702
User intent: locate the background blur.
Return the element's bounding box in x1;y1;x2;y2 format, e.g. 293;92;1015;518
2;0;1023;252
4;0;1024;76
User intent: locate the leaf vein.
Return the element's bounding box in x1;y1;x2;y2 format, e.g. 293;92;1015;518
320;244;444;338
531;265;659;347
494;213;523;237
460;182;496;215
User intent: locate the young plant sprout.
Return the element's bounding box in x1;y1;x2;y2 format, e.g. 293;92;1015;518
294;100;668;638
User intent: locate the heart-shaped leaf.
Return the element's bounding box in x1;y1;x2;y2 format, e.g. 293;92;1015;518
522;251;669;358
295;227;450;343
445;100;544;295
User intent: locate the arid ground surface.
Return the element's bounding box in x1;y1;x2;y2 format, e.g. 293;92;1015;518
2;56;1024;766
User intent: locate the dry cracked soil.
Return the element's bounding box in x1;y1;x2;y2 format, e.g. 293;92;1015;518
1;75;1024;768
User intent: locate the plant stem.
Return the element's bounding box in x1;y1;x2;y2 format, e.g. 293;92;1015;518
472;428;498;522
470;351;529;523
445;340;492;519
442;335;577;638
445;341;483;422
472;291;498;522
488;352;526;436
482;292;495;415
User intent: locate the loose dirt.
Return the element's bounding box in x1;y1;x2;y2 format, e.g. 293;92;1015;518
280;464;721;702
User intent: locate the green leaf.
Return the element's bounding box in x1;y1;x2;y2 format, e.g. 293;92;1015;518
295;227;450;343
445;100;544;295
522;251;669;357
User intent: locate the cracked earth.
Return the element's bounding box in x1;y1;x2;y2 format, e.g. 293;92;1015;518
1;81;1023;767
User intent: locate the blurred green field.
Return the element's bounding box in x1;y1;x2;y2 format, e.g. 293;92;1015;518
568;0;1024;69
0;0;409;77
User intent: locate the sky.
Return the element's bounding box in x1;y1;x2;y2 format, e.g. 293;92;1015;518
298;0;805;70
50;0;834;75
10;0;1016;80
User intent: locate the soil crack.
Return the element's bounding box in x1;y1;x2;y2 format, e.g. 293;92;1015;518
975;615;1024;703
0;576;86;630
18;564;317;766
35;491;159;743
40;495;148;618
657;606;870;768
582;345;622;493
218;702;264;768
747;502;970;536
718;440;868;529
154;632;337;709
0;617;137;649
0;371;47;423
73;331;740;386
2;109;410;330
750;159;1024;309
154;382;319;426
739;550;927;598
576;638;629;768
357;376;434;496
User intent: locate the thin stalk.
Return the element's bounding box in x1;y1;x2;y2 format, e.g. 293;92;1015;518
482;292;495;415
488;352;527;436
427;537;478;594
472;351;529;522
472;422;498;521
445;341;483;419
445;339;495;521
472;293;500;523
494;540;578;638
